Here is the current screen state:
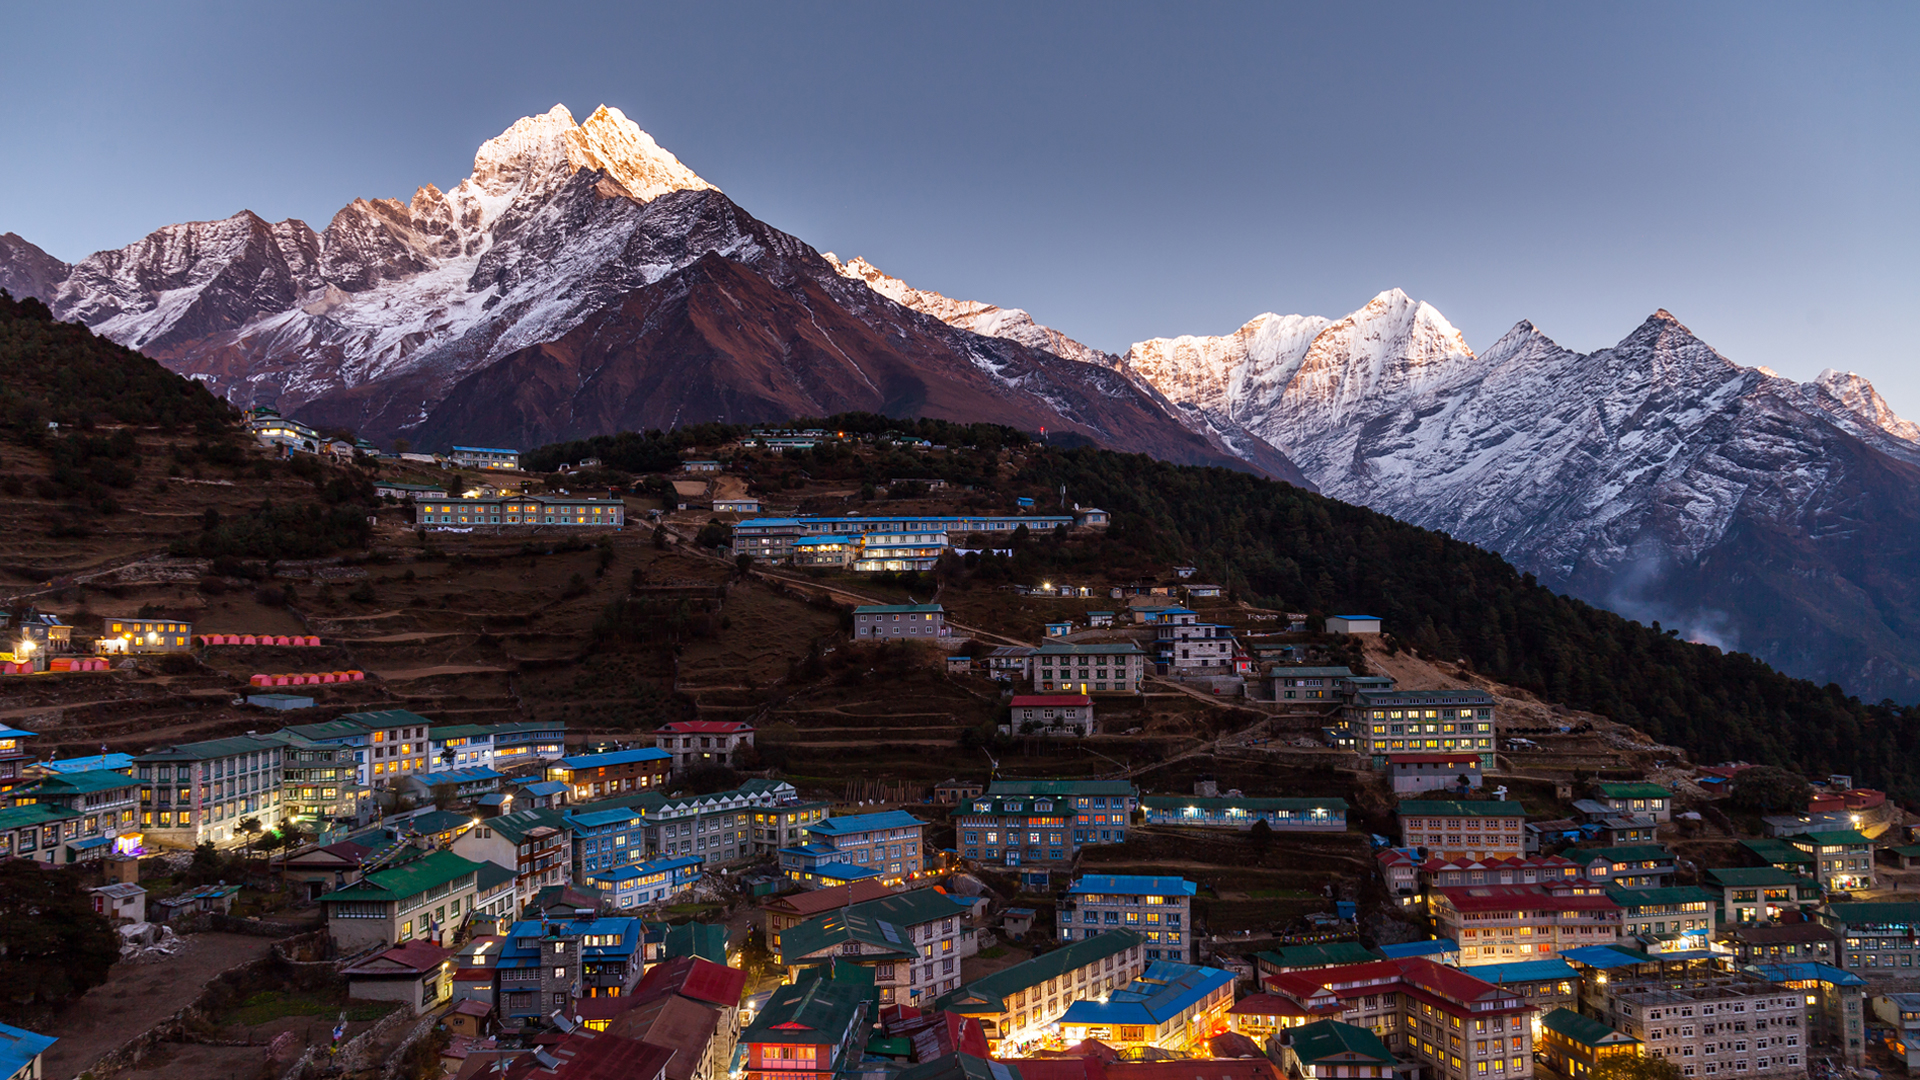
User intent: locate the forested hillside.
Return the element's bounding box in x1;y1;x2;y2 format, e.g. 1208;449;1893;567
1014;447;1920;798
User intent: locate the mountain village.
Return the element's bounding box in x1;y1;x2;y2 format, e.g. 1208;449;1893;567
0;422;1916;1080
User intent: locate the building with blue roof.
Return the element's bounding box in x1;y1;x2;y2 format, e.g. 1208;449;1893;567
733;512;1076;562
1748;962;1868;1067
562;803;647;878
1374;937;1460;964
545;747;670;803
779;810;928;889
0;1020;57;1079
448;446;520;470
1452;957;1579;1017
30;752;133;777
1055;960;1236;1052
589;855;703;909
397;765;502;804
1058;874;1196;961
493;916;644;1015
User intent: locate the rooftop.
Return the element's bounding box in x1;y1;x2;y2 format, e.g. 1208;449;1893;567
935;931;1143;1014
556;748;672;769
1541;1007;1637;1048
1288;1019;1395;1066
1057;961;1235;1027
1595;783;1672;799
318;849;483;904
1066;875;1198;897
1397;800;1527;818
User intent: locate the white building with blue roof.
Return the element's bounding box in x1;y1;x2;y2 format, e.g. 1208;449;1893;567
563;803;647;878
589;855;703;909
778;809;928;889
1057;874;1197;962
448;446;520;470
1055;960;1236;1052
493;916;644;1015
0;1020;57;1080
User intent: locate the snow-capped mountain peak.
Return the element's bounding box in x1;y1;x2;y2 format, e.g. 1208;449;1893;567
822;252;1114;367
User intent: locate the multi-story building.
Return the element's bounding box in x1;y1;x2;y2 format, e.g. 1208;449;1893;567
1031;642;1148;694
759;880;900;953
933;930;1147;1052
1454;959;1580;1018
989;778;1137;846
1273;1019;1401;1080
1056;874;1197;962
0;803;112;863
1390;753;1485;794
1430;881;1622;964
494;916;645;1011
1819;902;1920;973
15;769;141;860
134;734;286;849
1538;1008;1642;1079
779;810;927;887
452;806;573;913
1721;923;1840;967
1396;799;1528;860
750;797;831;856
1607;885;1717;950
398;765;502;805
285;709;431;788
733;513;1076;563
0;724;32;794
448;446;520;470
1349;690;1498;768
1788;830;1875;891
779;887;976;1005
1005;695;1094;737
547;748;671;801
265;733;363;834
653;720;756;774
1566;845;1677;890
956;794;1075;870
1055;960;1236;1053
850;531;949;572
632;781;786;867
1153;610;1237;672
1754;963;1863;1067
1601;974;1808;1080
1593;783;1674;822
590;855;703;910
488;720;567;768
790;536;856;567
416;493;625;528
429;724;499;771
1702;867;1824;925
1258;958;1539;1080
95;616;193;655
852;603;949;641
741;972;871;1080
1140;794;1348;832
319;848;485;951
564;803;648;878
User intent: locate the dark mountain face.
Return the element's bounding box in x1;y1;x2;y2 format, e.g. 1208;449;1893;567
0;233;70;303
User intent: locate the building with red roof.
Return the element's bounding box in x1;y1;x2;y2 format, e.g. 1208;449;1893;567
1428;883;1622;965
1257;957;1541;1080
344;940;453;1015
654;721;756;774
487;1030;674;1080
1005;696;1095;737
1388;753;1485;794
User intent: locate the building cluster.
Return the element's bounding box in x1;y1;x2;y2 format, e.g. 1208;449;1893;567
735;511;1107;572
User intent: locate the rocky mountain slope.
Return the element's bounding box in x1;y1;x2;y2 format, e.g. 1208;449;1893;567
0;106;1285;478
1106;293;1920;701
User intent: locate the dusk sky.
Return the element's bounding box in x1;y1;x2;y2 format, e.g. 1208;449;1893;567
5;2;1916;409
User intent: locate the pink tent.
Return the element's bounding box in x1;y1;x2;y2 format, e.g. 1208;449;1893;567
250;674;271;686
347;670;365;681
240;635;258;646
273;636;291;646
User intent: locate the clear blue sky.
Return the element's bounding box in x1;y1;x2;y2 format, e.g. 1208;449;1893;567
4;2;1916;410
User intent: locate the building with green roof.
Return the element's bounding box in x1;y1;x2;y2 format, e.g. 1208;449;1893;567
14;769;141;863
1397;799;1527;859
1788;830;1876;891
0;803;81;864
664;921;729;964
1702;867;1824;925
983;778;1138;848
1818;903;1920;972
780;887;974;1007
740;972;871;1077
134;734;288;850
1278;1019;1396;1075
1031;641;1148;694
933;930;1145;1049
1255;941;1380;978
1741;838;1815;871
1565;845;1677;889
1539;1007;1639;1077
1141;794;1349;832
318;848;483;951
1605;885;1717;947
1593;782;1673;821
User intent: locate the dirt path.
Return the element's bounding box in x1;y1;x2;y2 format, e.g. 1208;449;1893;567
40;931;274;1080
367;664;514;680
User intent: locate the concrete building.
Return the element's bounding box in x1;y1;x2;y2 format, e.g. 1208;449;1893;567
989;778;1137;847
95;616;193;655
1820;902;1920;973
1593;783;1674;822
933;930;1146;1053
1601;974;1808;1080
133;734;286;849
957;794;1078;871
18;769;141;861
750;797;831;856
1607;885;1717;951
1325;616;1382;635
1702;867;1824;925
1751;963;1864;1067
1153;611;1237;672
1352;691;1498;768
547;748;671;801
779;810;928;888
1396;799;1529;860
416;493;625;528
852;603;949;641
1430;882;1622;964
319;848;484;951
1565;845;1677;890
0;725;35;795
1005;695;1094;737
1788;830;1875;891
452;807;573;914
590;855;703;910
759;879;899;954
90;882;147;924
284;709;431;788
1538;1008;1640;1080
266;734;364;834
1720;922;1840;966
1141;794;1348;832
1056;874;1197;962
448;446;520;470
653;721;756;774
1031;642;1148;694
779;887;976;1005
1388;753;1484;794
495;917;647;1008
741;972;871;1080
